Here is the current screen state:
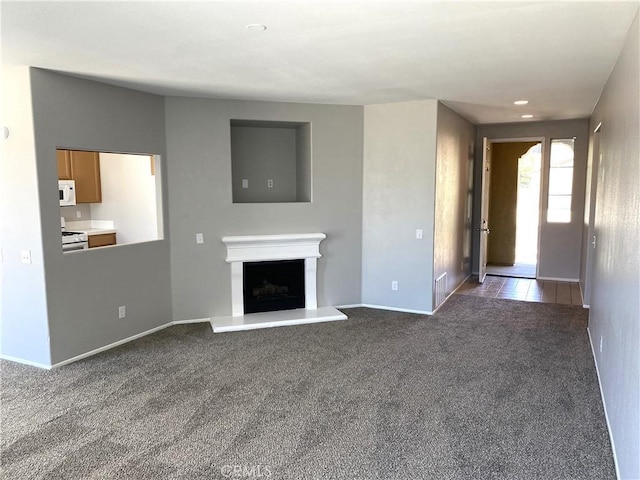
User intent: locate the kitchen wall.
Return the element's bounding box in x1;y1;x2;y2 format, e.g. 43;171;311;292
474;119;589;280
362;100;438;313
165;97;363;320
587;12;639;480
60;204;91;224
433;103;475;304
0;67;51;366
91;152;161;244
27;68;171;365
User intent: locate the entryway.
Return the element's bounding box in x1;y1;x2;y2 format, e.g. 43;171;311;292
485;141;542;279
458;275;583;305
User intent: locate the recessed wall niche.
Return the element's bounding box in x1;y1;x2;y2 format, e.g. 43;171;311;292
230;119;311;203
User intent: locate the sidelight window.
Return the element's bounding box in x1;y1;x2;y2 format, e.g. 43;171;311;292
547;139;575;223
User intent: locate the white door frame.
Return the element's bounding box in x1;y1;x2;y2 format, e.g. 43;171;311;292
482;136;546;279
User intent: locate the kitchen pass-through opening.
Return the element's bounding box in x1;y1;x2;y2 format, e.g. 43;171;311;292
243;260;305;314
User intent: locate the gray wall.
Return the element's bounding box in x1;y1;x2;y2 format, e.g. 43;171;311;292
0;67;51;366
434;103;475;303
231;126;298;203
587;13;639;479
474;119;589;280
362;100;438;313
29;68;172;365
165;97;363;319
296;123;312;202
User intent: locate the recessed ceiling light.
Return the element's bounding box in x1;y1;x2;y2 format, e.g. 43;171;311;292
246;24;267;31
521;114;534;119
514;100;529;105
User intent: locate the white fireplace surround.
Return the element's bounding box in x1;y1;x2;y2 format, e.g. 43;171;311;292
223;233;325;316
210;233;347;333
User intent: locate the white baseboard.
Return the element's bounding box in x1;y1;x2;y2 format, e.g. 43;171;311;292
2;317;213;370
537;276;580;282
173;317;211;324
361;304;432;315
0;354;52;370
587;327;621;480
51;323;173;368
348;274;472;316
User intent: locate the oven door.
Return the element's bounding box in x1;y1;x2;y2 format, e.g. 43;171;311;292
62;241;88;252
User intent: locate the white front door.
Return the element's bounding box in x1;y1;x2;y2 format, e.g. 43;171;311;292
478;137;491;283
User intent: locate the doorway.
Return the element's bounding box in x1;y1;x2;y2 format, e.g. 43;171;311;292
486;141;542;279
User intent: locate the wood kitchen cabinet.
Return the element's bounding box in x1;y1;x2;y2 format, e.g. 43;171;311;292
57;149;102;203
56;150;72;179
88;233;116;248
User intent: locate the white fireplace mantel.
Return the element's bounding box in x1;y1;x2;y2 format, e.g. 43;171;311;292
212;233;346;333
222;233;326;263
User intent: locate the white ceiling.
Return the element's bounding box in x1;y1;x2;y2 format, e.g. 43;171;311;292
2;1;638;124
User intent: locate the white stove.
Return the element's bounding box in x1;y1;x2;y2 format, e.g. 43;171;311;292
61;217;88;252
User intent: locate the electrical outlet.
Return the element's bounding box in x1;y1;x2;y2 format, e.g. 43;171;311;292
391;281;398;291
599;335;603;353
76;210;82;218
20;250;32;264
267;179;274;188
196;233;204;244
118;306;126;319
416;229;423;239
242;179;249;189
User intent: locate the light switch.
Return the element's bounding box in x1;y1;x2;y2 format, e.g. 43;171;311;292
242;179;249;189
196;233;204;244
416;229;423;239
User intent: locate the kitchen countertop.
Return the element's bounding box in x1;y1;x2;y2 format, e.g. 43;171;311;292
66;220;116;236
80;228;117;236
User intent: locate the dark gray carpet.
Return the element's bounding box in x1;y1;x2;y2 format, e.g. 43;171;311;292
1;295;615;479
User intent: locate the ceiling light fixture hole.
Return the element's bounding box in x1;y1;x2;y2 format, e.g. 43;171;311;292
246;24;267;31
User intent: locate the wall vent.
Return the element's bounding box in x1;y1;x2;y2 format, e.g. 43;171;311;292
435;272;447;307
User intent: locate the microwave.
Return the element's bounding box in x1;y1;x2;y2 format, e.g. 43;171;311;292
59;180;76;206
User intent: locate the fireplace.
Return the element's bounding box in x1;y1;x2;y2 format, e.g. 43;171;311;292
211;233;347;333
243;260;305;314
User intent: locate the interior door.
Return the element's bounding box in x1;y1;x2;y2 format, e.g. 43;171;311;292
478;138;491;283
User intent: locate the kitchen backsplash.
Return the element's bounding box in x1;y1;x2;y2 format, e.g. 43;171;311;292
60;204;92;223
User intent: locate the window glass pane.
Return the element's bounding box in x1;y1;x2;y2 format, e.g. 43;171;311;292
548;195;572;210
547;209;571;223
547;138;575;223
550;139;575;167
548;168;574;195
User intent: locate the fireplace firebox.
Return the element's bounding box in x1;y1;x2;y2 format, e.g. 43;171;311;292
243;260;305;314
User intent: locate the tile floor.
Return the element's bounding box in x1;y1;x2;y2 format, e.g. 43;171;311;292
456;275;583;306
486;262;536;278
